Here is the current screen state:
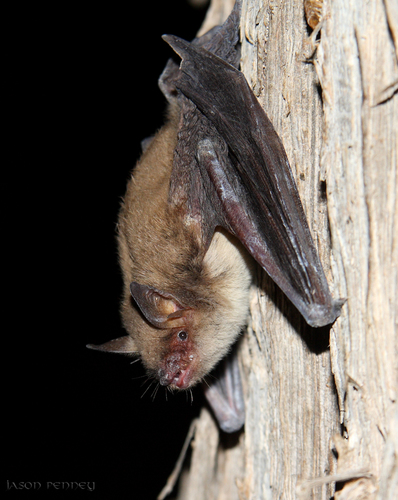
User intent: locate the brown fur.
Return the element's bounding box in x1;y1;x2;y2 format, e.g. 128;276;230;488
116;104;252;389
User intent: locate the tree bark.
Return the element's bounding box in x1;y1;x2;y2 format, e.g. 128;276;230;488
172;1;397;499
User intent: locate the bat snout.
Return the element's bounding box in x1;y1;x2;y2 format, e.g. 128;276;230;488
158;352;194;389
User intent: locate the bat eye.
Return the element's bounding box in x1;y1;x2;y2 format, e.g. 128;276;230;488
178;331;188;341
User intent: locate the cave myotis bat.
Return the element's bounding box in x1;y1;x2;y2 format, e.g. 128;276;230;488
87;0;343;433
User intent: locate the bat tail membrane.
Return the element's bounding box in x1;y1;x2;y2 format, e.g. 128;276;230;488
164;36;343;328
160;0;241;102
192;0;241;68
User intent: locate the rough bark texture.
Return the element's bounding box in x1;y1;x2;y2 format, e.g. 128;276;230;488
171;1;397;499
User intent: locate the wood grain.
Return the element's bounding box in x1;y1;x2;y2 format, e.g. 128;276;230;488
170;1;397;499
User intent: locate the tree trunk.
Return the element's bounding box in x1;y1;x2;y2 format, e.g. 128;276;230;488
172;1;397;499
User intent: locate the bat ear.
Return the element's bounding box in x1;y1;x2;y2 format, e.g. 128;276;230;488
130;282;189;329
86;335;137;354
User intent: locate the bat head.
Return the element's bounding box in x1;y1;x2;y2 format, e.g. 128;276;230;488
116;227;253;392
127;282;201;390
120;276;247;391
88;229;253;393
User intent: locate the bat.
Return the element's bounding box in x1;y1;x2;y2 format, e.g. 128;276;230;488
87;0;343;433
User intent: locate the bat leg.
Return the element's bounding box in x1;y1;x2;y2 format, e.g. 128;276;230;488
203;344;245;433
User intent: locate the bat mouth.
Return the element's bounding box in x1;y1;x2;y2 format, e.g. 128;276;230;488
173;366;193;389
158;350;195;390
158;365;193;390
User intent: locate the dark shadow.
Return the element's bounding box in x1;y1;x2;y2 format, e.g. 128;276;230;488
219;426;243;450
6;2;208;500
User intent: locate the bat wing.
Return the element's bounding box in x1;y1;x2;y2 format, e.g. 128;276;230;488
203;344;245;433
164;35;343;328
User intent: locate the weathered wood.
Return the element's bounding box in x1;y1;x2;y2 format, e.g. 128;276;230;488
317;1;397;498
171;1;397;499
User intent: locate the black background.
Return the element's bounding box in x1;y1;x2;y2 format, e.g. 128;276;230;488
6;1;208;498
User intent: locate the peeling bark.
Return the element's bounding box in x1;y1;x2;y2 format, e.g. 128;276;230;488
169;1;397;499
